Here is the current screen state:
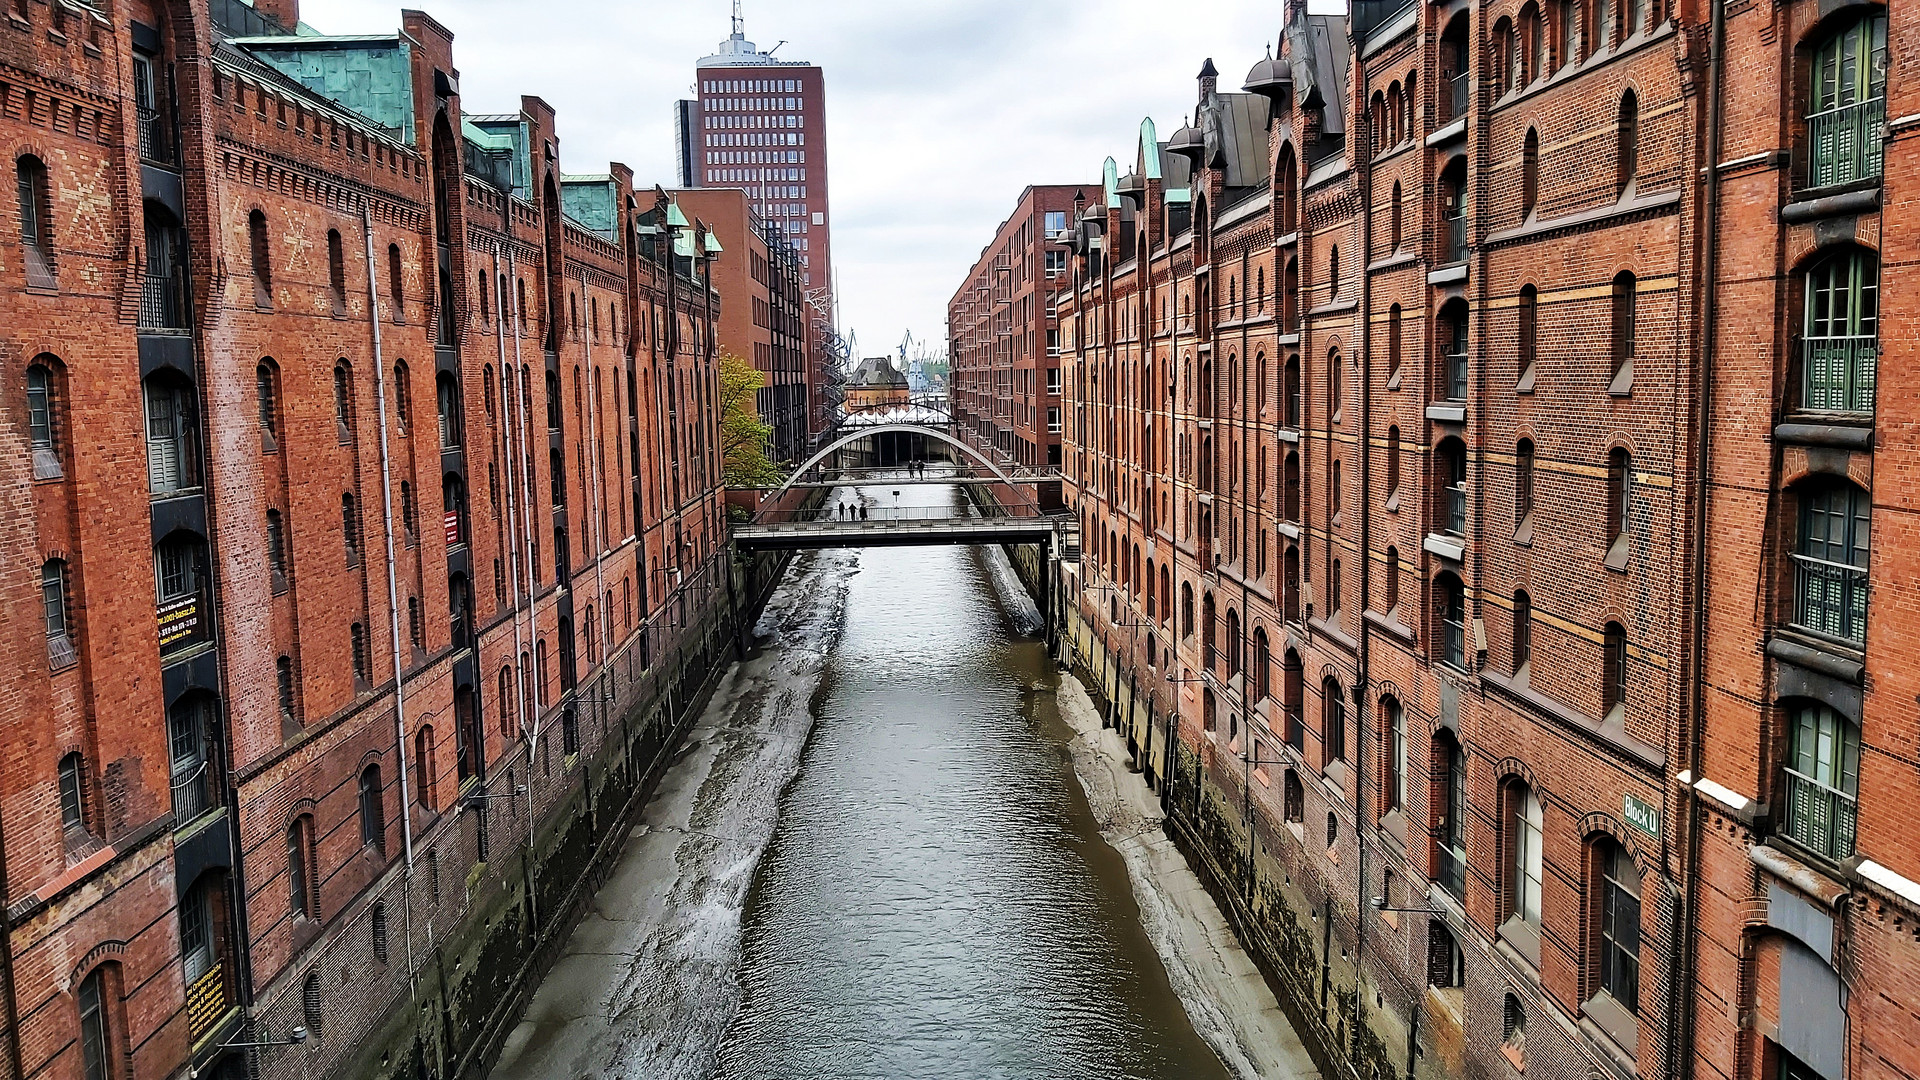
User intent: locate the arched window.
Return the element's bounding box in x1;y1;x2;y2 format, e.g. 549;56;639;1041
1328;245;1340;297
1388;305;1403;377
1282;257;1299;332
1793;481;1870;643
248;209;272;307
1513;589;1533;673
341;493;360;565
1606;447;1632;554
1282;650;1305;748
1283;355;1302;427
1437;437;1468;536
1440;158;1468;263
17;154;54;286
41;557;72;649
1491;18;1515;98
1252;627;1271;700
256;362;280;442
1523;4;1545;83
1181;581;1195;638
288;814;317;918
1515;438;1537;529
77;966;119;1080
1201;593;1217;670
1616;90;1639;196
1390;181;1404;250
351;622;370;685
1383;545;1401;613
1202;687;1217;733
1801;247;1878;413
1435;572;1467;668
1591;835;1641;1012
334;361;354;441
415;726;437;810
1611;272;1636;389
1284;769;1304;822
1603;621;1629;715
303;970;323;1035
358;764;385;853
1506;779;1544;926
276;655;298;724
1276;145;1299;234
327;229;347;315
144;373;201;494
1522;129;1540;219
546;369;563;430
167;692;219;821
1382;698;1407;812
1323;677;1346;762
388;243;405;322
437;371;462;448
1781;702;1860;860
1225;608;1242;675
1559;0;1581;67
1807;12;1887;187
59;751;87;832
1440;299;1469;400
1504;994;1528;1052
1434;731;1467;895
26;359;60;476
1283;451;1301;522
1595;0;1616;49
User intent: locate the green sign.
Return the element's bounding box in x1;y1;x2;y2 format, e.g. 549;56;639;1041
1624;794;1660;838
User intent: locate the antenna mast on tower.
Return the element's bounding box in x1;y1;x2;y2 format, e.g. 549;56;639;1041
732;0;744;36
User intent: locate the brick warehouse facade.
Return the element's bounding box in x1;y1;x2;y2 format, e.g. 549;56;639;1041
947;184;1080;498
1041;2;1917;1080
670;187;811;467
1;1;745;1079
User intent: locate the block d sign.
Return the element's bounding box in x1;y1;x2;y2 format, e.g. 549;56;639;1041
1624;794;1660;838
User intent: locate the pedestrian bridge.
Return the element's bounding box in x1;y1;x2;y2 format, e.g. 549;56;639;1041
732;504;1060;551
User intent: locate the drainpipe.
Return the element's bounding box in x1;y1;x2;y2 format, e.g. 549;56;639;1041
582;287;608;700
506;246;542;921
493;244;530;772
1354;64;1376;1055
362;200;417;872
0;805;22;1080
1674;4;1727;1079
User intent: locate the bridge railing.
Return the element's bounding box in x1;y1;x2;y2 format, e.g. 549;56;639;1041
747;502;1048;527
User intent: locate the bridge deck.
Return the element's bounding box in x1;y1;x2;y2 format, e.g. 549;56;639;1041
733;517;1058;550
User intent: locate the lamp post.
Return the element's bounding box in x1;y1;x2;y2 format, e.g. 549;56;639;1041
188;1026;308;1079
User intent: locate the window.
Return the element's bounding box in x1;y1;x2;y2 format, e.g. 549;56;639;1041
288;815;316;918
327;230;347;315
1383;546;1400;613
1440;158;1468;263
1384;699;1407;812
1202;688;1217;733
358;764;385;853
1793;481;1870;643
1595;0;1615;49
167;694;216;821
1606;448;1632;554
1252;627;1271;700
1513;590;1533;672
1781;703;1860;861
140;203;187;329
1616;91;1639;196
59;752;86;832
17;155;53;287
1202;594;1217;670
388;244;404;322
276;655;297;724
1516;439;1536;529
1603;622;1628;715
143;374;201;495
1428;921;1464;989
334;362;353;440
1435;733;1467;897
1181;582;1195;638
342;493;360;566
1807;13;1886;188
27;360;60;476
1594;837;1641;1013
41;557;72;645
1437;572;1467;669
1386;426;1402;497
1438;438;1468;537
266;509;288;583
1440;301;1469;401
79;966;122;1080
1324;678;1346;763
1560;0;1580;66
1388;305;1403;377
438;371;462;448
1283;652;1304;748
1801;248;1878;413
1509;781;1544;926
416;726;437;810
372;902;390;964
1328;246;1340;297
1522;129;1540;219
1503;994;1528;1054
1284;769;1304;822
1390;181;1403;250
155;533;208;655
248;209;271;307
303;971;323;1035
351;622;370;685
256;363;279;442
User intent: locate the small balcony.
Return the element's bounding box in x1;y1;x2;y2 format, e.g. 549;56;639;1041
1779;769;1857;862
1791;552;1868;644
140;264;190;331
1802;335;1877;414
137;105;176;167
1437;840;1467;898
1445;71;1470;124
1807;96;1884;189
1444;485;1467;537
1443;214;1468;265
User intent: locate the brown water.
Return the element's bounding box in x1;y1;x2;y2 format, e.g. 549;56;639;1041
714;484;1233;1080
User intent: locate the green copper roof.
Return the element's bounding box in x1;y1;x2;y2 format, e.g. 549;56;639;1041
1164;188;1191;204
561;176;619;240
703;231;724;254
464;116;531;196
1104;157;1121;208
236;35;415;145
1139;118;1162;180
666;201;692;229
674;231;697;258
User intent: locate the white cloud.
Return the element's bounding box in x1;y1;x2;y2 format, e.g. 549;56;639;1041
303;0;1342;358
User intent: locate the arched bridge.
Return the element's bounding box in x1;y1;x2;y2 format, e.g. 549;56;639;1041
735;422;1066;552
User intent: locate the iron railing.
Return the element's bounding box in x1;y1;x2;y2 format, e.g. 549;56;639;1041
1447;71;1470;123
1441;616;1467;669
140;265;189;330
1444;214;1468;264
1445;352;1469;400
1445;485;1467;536
1780;769;1857;861
137;105;175;166
1808;97;1884;189
1792;552;1868;643
1802;335;1877;413
1437;840;1467;898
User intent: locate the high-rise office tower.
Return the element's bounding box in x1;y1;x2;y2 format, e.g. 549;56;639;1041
676;4;834;434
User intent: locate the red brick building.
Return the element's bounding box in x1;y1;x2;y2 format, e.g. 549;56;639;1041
670;187;811;465
1053;2;1915;1080
2;2;734;1078
676;13;835;437
948;184;1078;483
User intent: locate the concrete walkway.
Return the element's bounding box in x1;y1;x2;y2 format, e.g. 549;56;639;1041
1056;675;1322;1080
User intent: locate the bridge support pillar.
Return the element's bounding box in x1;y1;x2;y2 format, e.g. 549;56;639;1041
1040;536;1055;654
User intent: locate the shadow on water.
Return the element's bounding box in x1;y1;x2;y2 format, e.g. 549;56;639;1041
715;482;1232;1080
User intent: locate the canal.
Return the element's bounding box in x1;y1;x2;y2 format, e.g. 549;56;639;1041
490;482;1292;1079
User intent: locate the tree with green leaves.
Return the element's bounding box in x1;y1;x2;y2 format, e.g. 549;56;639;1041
718;352;785;489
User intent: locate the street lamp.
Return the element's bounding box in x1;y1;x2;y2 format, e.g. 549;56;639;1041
188;1027;307;1078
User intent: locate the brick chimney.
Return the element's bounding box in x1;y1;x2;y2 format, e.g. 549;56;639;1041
252;0;300;31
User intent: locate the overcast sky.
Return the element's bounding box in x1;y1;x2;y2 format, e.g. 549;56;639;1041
306;0;1342;361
